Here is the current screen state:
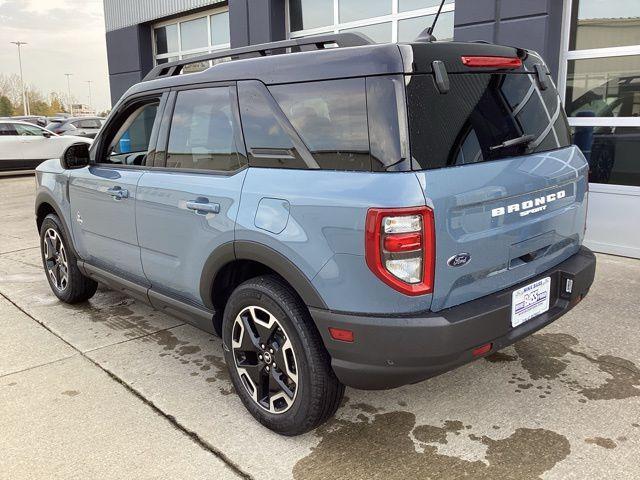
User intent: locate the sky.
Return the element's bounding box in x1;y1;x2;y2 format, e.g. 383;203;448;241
0;0;111;112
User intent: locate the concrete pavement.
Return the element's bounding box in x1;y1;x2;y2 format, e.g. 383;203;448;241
1;175;639;479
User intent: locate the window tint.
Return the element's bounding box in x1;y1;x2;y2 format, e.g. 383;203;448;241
106;102;159;165
0;123;17;136
407;73;571;170
166;87;241;172
238;80;310;169
269;79;370;171
15;123;45;136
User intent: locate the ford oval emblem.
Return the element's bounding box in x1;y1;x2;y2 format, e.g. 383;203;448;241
448;253;471;267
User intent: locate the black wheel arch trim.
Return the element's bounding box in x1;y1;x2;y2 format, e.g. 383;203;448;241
200;240;328;311
35;190;80;260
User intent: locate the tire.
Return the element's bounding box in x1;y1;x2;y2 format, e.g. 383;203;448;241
39;214;98;304
222;275;344;436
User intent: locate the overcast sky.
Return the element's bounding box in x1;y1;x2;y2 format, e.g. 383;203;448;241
0;0;111;112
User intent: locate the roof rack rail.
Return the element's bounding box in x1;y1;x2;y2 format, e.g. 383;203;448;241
143;32;373;82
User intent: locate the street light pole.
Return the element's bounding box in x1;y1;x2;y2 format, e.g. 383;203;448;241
85;80;93;112
64;73;73;116
10;41;29;116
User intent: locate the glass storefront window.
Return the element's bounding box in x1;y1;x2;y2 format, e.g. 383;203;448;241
289;0;333;31
339;0;391;23
154;9;230;66
180;17;208;51
569;0;640;51
341;22;393;43
399;0;454;13
572;126;640;186
211;12;230;46
398;11;454;42
155;24;179;55
565;56;640;118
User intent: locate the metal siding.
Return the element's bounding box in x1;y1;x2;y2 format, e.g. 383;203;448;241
103;0;225;31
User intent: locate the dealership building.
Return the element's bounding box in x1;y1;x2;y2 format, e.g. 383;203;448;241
103;0;640;258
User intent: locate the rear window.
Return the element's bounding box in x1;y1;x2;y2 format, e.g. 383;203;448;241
45;121;63;130
407;73;571;170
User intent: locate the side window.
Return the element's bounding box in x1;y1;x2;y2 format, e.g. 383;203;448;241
238;80;311;169
166;87;241;172
0;123;18;136
15;123;45;136
269;79;370;171
104;101;160;165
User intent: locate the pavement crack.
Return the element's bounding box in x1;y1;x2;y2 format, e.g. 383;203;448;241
0;246;39;256
0;354;79;379
0;291;254;480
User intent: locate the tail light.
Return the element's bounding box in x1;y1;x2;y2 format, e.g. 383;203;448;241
365;206;435;296
461;56;522;69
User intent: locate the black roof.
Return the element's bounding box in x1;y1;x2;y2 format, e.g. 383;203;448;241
122;33;529;101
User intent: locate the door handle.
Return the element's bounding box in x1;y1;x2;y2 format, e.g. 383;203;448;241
106;186;129;200
186;200;220;214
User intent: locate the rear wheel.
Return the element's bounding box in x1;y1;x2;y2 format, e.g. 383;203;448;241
222;275;344;436
39;214;98;304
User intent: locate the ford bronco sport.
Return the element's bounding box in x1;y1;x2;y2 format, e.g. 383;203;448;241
35;32;596;435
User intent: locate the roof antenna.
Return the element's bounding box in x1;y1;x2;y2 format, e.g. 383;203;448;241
415;0;447;42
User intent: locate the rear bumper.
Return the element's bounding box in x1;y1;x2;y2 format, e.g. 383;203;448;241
310;246;596;390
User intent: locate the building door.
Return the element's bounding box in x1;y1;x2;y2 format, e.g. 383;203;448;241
560;0;640;258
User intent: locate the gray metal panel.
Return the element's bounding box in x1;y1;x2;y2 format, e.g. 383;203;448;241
103;0;225;31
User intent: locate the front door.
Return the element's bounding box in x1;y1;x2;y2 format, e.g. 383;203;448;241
136;86;247;306
69;96;164;285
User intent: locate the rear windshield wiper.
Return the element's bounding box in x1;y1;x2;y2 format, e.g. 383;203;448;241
489;134;536;152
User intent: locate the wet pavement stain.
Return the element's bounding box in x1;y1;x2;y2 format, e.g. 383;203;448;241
61;390;80;397
585;437;617;449
513;333;640;401
293;412;570;480
350;403;382;414
486;352;518;363
413;420;464;445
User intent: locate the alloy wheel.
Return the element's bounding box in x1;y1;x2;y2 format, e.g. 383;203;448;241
231;306;299;414
43;228;68;292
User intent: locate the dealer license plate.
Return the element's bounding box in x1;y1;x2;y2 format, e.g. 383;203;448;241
511;277;551;328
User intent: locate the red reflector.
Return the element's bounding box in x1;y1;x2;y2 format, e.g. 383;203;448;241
461;56;522;69
472;343;493;357
329;327;354;343
383;232;422;253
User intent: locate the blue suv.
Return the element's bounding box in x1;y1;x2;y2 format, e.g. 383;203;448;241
35;33;596;435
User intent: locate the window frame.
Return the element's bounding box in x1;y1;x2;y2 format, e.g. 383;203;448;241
285;0;455;43
91;91;168;169
152;6;231;67
558;0;640;193
151;82;248;176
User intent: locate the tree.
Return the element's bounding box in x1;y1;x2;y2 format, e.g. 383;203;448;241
0;96;12;116
49;93;67;115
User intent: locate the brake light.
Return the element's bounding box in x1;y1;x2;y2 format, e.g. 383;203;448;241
365;206;435;296
461;56;522;69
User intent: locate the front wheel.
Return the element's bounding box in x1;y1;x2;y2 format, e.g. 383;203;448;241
222;275;344;436
39;214;98;304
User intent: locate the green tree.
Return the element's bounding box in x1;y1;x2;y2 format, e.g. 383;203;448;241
0;95;12;116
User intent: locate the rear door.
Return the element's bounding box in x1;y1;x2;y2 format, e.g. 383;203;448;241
0;123;23;168
136;85;247;307
69;94;165;286
406;46;589;311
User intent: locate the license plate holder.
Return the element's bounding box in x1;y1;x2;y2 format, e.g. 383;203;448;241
511;277;551;328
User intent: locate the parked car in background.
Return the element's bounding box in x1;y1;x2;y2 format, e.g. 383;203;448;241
0;120;92;172
45;117;105;139
1;115;48;127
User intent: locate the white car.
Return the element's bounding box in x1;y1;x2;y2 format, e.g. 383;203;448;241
0;120;92;173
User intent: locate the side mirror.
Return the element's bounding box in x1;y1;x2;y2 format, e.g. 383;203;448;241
61;143;90;169
43;131;53;138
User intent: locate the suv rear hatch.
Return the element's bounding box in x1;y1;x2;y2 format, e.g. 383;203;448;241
402;42;589;311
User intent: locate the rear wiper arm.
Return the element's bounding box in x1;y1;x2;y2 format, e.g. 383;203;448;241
490;134;536;152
